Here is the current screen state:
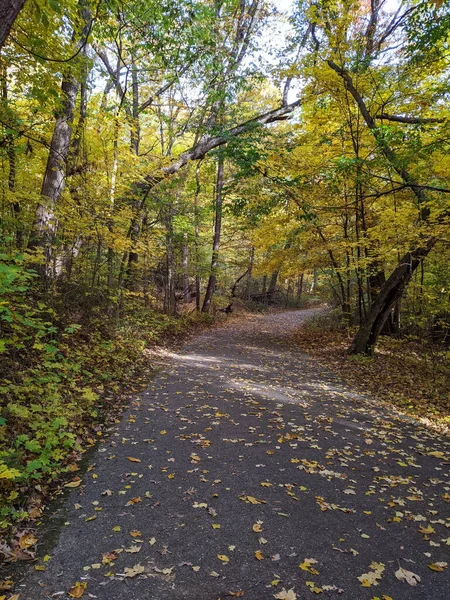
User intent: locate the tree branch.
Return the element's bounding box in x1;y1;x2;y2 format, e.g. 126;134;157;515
376;113;446;124
155;99;301;181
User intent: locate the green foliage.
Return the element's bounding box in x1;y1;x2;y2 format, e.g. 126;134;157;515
0;253;213;531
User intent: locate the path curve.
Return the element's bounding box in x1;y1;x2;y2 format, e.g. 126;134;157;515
13;309;450;599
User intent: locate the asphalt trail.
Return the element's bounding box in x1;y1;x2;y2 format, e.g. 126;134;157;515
13;309;450;599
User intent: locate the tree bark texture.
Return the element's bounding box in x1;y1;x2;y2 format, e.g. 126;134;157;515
202;154;224;313
0;0;25;50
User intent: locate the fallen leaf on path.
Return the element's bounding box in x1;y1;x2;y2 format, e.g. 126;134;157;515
239;495;266;505
299;558;319;575
252;521;263;532
306;580;323;593
68;581;87;598
218;554;229;563
65;479;82;488
126;497;142;505
127;457;141;463
124;564;145;578
428;562;448;571
254;551;264;560
428;451;445;458
395;567;421;586
274;589;297;600
130;530;142;537
357;562;385;587
124;545;141;553
419;525;435;535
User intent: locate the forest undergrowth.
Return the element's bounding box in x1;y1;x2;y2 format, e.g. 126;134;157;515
291;313;450;433
0;258;221;546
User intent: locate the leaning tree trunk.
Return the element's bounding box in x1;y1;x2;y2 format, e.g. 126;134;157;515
327;60;438;353
349;240;436;355
202;153;224;313
0;0;26;50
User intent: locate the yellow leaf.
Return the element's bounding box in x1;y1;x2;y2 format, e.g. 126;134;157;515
419;525;435;535
255;550;264;560
428;451;445;458
19;533;37;549
65;479;82;488
299;558;319;575
124;564;145;578
68;581;87;598
217;554;229;563
252;521;263;532
428;562;448;572
127;457;141;463
239;495;266;504
260;482;273;487
212;523;221;529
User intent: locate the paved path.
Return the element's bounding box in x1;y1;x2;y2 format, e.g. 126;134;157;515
13;310;450;599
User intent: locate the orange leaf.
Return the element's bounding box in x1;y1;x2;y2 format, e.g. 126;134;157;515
68;581;87;598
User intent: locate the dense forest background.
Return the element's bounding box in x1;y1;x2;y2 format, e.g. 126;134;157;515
0;0;449;532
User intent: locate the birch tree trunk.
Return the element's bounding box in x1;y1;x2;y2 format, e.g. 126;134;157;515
28;1;91;279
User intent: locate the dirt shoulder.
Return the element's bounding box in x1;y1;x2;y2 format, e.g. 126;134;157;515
288;316;450;433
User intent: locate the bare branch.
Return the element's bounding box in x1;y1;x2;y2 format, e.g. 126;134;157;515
376;113;446;124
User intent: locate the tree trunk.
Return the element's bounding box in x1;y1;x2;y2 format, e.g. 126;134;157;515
328;60;438;351
27;1;91;278
285;278;292;308
28;72;80;271
1;63;22;247
296;273;304;306
267;270;279;303
349;240;436;355
163;208;176;315
202;154;224;313
194;163;201;310
0;0;25;50
182;233;189;303
246;246;254;300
